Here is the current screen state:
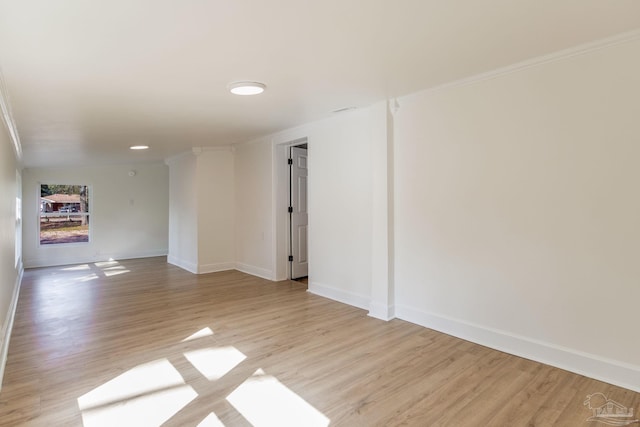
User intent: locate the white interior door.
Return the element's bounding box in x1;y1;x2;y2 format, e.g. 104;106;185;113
291;146;308;279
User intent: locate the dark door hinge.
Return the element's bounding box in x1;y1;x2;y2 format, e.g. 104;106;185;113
288;158;293;165
288;255;294;262
288;206;293;213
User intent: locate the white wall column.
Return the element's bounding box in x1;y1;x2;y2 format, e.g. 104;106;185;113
167;147;235;274
167;151;198;272
368;101;395;320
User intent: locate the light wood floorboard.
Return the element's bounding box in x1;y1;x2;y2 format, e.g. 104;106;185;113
1;256;638;426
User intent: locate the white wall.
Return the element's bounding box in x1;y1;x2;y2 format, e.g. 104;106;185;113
168;148;235;274
235;110;375;308
0;101;22;387
304;113;373;308
369;101;395;320
23;163;169;267
234;141;273;279
394;38;640;391
196;149;235;273
168;153;198;272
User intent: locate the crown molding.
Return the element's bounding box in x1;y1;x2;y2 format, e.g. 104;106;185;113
413;29;640;99
0;68;22;161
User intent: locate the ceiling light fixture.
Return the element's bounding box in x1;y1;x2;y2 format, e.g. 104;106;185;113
129;145;149;150
228;81;266;96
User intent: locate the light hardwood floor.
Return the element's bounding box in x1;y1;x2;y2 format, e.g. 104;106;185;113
1;257;638;426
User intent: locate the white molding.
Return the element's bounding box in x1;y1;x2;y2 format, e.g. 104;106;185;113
0;265;24;391
409;29;640;100
270;137;310;283
368;301;396;321
198;262;235;274
0;67;22;161
396;304;640;393
25;250;168;269
308;281;370;311
235;263;273;281
167;255;197;274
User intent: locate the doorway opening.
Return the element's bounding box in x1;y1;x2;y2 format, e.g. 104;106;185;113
288;143;308;282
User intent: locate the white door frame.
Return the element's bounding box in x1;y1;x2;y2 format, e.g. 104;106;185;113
272;137;308;280
290;145;308;279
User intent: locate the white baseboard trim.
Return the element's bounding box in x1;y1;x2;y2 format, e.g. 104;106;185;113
0;264;24;391
395;303;640;393
235;263;273;281
308;281;370;311
198;262;235;274
25;250;168;269
167;255;197;274
368;301;396;321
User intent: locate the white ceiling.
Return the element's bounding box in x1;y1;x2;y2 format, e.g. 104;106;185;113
1;1;639;168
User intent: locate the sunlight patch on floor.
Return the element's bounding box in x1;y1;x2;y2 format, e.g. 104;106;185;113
61;264;90;271
184;346;246;381
197;412;226;426
102;266;130;277
227;369;329;427
50;261;132;284
182;327;214;342
78;358;186;410
94;260;119;268
78;358;197;427
80;385;197;427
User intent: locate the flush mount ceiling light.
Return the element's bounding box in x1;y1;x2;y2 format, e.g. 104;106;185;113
228;81;266;96
129;145;149;150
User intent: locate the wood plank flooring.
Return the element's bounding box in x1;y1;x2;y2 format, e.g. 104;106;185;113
1;256;638;426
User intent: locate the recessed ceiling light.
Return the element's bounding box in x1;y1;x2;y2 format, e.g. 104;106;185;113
129;145;149;150
228;81;266;96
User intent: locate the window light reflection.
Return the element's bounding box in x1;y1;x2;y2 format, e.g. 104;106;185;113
78;273;99;282
182;327;214;342
78;359;186;410
184;347;246;381
226;369;329;427
62;264;90;271
94;260;118;268
197;412;226;427
103;268;130;277
78;359;197;427
81;385;197;427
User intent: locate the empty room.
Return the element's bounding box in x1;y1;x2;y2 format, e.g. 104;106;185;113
1;1;639;426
